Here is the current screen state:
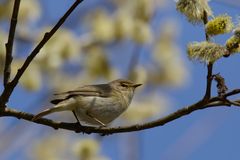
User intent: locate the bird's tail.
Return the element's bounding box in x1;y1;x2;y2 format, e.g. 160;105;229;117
32;103;70;121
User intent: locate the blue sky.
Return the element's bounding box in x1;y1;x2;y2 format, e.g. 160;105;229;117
1;0;240;160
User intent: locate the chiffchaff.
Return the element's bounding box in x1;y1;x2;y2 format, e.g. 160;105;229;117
32;79;142;126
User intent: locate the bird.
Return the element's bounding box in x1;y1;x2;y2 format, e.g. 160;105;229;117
32;79;142;127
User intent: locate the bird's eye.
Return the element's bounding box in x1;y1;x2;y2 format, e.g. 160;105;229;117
121;83;128;87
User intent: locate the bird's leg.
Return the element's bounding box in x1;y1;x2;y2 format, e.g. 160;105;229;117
72;111;83;127
86;112;106;127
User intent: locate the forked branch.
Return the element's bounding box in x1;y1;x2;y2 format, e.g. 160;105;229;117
0;0;84;106
0;91;239;135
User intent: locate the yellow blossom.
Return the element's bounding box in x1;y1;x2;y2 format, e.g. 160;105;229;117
18;0;41;23
0;30;7;73
12;60;42;91
0;1;12;20
129;66;148;86
114;11;134;40
226;35;240;54
131;20;152;44
205;14;233;36
176;0;212;24
89;10;115;43
73;139;100;159
152;21;188;86
30;134;68;160
0;0;41;22
84;46;111;79
36;28;81;70
134;0;154;21
121;95;168;124
233;25;240;38
188;41;228;63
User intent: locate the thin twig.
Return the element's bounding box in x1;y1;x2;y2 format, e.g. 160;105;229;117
202;10;213;101
0;0;84;106
205;99;240;108
205;88;240;107
4;0;21;86
204;63;213;100
224;89;240;97
226;100;240;106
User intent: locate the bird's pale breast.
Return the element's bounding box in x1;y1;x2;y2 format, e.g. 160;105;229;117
73;96;128;125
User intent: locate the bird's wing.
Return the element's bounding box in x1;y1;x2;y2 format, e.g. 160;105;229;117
50;84;112;104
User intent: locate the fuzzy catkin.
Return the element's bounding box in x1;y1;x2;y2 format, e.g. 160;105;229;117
205;15;233;36
226;36;240;54
176;0;212;24
188;41;228;63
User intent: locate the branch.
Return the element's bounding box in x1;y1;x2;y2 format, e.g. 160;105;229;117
0;0;84;106
0;99;229;135
224;89;240;97
202;10;213;101
3;0;21;86
0;87;240;135
204;63;213;100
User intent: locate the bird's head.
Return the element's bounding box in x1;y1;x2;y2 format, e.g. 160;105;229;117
110;79;142;99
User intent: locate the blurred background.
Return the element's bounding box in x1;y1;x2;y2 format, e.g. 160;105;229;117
0;0;240;159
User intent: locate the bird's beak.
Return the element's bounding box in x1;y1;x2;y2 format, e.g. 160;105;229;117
132;83;142;88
